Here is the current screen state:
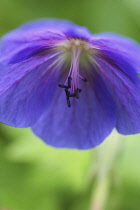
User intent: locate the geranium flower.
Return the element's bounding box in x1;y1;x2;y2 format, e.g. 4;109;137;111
0;19;140;149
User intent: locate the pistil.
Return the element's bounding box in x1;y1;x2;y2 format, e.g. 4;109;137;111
58;39;91;107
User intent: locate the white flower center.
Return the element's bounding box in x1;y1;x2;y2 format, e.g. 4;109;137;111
56;39;98;107
57;38;95;53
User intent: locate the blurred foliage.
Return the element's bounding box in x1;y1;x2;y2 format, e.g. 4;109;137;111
0;0;140;209
0;125;92;210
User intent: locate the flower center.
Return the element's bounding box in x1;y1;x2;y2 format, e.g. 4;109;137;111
57;39;96;107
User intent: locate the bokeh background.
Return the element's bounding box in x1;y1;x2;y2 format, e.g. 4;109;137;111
0;0;140;209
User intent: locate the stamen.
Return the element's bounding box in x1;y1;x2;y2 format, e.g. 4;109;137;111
75;88;82;99
58;84;68;89
57;39;90;107
66;97;71;107
77;73;88;82
58;76;72;89
65;89;71;107
68;76;72;88
82;78;87;82
58;77;85;107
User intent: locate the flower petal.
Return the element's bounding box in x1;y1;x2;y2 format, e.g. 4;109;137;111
92;33;140;73
0;19;91;61
32;71;116;150
96;50;140;134
0;52;64;127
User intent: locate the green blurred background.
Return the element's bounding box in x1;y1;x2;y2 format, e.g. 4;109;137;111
0;0;140;209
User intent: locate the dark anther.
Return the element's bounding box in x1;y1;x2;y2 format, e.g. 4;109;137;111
65;88;82;104
78;89;82;93
58;76;72;89
65;88;70;97
68;88;82;99
69;93;76;97
82;78;87;82
65;89;71;107
58;84;68;89
58;77;85;107
75;88;82;99
66;97;71;107
68;76;72;88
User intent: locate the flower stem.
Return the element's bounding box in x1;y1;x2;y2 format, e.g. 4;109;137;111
89;130;124;210
90;176;109;210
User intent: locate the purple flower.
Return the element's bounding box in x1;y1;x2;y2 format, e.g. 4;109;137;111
0;19;140;149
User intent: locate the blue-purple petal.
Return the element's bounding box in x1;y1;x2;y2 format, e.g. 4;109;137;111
96;51;140;134
0;19;91;61
32;71;116;150
0;53;61;127
92;33;140;73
